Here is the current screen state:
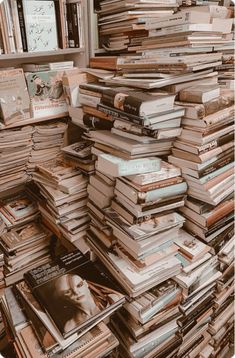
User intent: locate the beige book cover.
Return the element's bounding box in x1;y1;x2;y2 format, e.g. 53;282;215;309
0;69;30;124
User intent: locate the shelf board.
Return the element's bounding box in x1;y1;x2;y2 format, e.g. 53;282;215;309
0;48;84;60
0;113;69;130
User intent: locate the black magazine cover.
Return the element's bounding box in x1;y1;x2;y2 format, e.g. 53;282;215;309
24;250;125;338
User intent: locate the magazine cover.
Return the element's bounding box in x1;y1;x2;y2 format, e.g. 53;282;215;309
24;250;125;338
0;192;38;223
0;69;30;124
26;71;68;118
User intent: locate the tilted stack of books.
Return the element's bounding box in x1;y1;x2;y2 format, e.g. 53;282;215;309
169;85;234;246
83;131;190;357
111;279;183;358
0;250;125;357
92;3;233;92
32;160;90;251
173;230;221;357
0;127;33;192
207;241;234;358
97;0;180;52
0;191;54;286
170;86;234;205
0;122;68;193
71;3;234;357
27;121;68;174
62;141;96;175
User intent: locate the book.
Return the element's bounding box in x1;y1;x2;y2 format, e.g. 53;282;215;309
96;154;161;177
25;70;68;118
0;68;30;125
101;88;175;116
115;178;187;204
179;84;220;104
24;250;125;338
22;0;58;52
125;161;181;185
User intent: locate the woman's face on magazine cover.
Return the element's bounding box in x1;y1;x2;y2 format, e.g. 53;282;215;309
55;274;92;307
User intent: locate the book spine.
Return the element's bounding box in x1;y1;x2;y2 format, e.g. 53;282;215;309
54;0;63;49
10;0;23;53
137;177;183;193
71;3;79;48
204;107;234;126
101;90;142;116
63;1;69;47
66;3;75;48
180;91;203;104
83;114;113;130
197;132;234;155
204;167;233;191
210;226;233;255
207;200;234;228
144;181;187;204
204;95;234;117
97;104;144;126
198;152;234;178
3;0;16;53
16;0;27;51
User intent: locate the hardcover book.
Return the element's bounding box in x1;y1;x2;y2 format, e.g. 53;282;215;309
25;70;68;118
24;250;125;338
22;0;58;52
0;69;30;124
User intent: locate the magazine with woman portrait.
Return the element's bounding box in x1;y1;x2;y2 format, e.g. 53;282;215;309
24;250;125;338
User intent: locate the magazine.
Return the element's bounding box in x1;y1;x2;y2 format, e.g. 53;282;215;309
24;250;125;338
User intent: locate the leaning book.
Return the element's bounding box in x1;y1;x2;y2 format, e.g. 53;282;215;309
25;70;68;118
0;69;30;125
24;250;125;338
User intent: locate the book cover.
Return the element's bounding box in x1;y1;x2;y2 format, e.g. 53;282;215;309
22;0;58;52
26;70;68;118
24;250;125;338
0;69;30;124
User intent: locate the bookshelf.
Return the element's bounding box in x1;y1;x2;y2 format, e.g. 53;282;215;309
0;48;84;61
0;113;69;130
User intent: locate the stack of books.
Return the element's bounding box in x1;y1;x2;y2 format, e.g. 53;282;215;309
214;6;234;90
0;191;39;230
1;250;125;357
0;190;56;286
32;160;90;250
0;248;4;290
173;230;221;357
62;141;96;175
207;239;234;357
179;197;234;254
110;279;183;358
0;121;68;193
0;221;53;287
69;82;115;132
96;0;180;53
169;88;234;201
96;2;233;52
91;5;233;90
28;122;68;174
0;126;33;192
86;152;188;300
